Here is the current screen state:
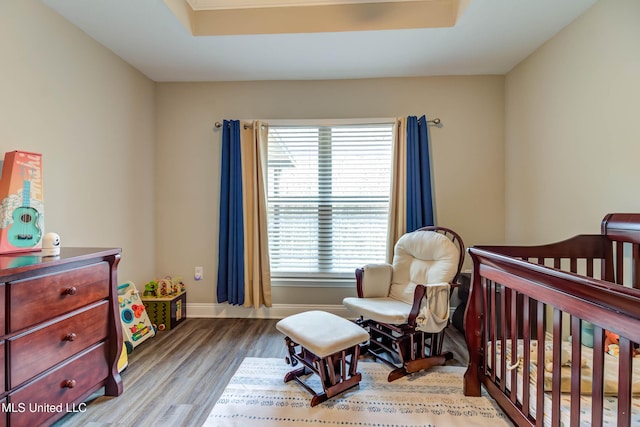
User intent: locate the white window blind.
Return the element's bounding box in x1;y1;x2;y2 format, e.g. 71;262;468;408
266;122;393;285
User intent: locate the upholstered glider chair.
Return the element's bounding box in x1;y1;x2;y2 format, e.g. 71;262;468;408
343;226;464;381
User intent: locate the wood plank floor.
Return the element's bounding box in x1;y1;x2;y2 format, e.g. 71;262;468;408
53;318;469;426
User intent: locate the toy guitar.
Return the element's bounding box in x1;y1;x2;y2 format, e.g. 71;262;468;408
8;179;42;247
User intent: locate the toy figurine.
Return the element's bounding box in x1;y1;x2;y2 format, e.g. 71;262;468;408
42;232;61;257
605;330;619;354
143;280;158;297
604;330;640;357
171;280;180;295
157;278;170;297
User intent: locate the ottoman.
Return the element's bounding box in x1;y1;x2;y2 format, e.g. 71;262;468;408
276;310;369;406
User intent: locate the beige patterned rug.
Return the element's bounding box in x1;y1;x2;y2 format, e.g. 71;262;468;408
203;357;512;427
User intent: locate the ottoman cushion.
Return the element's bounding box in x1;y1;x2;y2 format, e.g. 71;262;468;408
276;311;369;358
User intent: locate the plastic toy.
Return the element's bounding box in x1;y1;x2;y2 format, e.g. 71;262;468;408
157;278;171;297
118;345;128;372
143;280;158;297
118;281;156;353
604;330;640;357
143;276;185;297
605;330;619;354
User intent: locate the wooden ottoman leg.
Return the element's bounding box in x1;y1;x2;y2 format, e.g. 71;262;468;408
282;339;364;407
282;337;329;406
317;346;362;401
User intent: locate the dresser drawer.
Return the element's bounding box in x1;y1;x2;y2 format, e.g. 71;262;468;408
9;301;109;388
8;262;109;332
8;342;108;427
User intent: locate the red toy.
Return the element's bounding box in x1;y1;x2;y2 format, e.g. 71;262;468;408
604;330;619;353
604;330;640;357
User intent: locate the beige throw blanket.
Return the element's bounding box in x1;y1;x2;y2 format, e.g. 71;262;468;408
414;283;450;333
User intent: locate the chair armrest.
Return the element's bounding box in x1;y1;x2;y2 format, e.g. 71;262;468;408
355;264;393;298
408;284;427;326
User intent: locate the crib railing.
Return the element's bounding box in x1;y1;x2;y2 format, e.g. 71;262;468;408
464;241;640;427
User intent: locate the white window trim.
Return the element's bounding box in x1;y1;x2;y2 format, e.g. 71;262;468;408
263;118;396;127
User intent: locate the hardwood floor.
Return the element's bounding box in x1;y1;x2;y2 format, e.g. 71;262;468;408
53;318;469;426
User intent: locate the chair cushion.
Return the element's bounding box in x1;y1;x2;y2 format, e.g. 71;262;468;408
343;297;411;324
389;230;459;304
359;263;393;297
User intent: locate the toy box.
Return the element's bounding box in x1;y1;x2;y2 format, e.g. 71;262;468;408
142;291;186;331
118;281;156;353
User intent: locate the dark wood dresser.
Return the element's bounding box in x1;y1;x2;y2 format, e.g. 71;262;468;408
0;248;123;427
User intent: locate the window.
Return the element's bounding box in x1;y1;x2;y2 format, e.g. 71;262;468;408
266;120;393;286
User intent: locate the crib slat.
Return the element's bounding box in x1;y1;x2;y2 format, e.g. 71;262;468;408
500;286;507;394
570;317;582;427
509;290;518;403
536;302;545;427
617;338;633;427
616;243;624;285
483;277;490;377
522;295;531;419
489;280;496;382
551;309;562;427
570;258;577;273
591;326;605;427
633;244;639;289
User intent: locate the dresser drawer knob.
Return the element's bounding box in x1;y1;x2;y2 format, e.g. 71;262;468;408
64;333;77;342
64;287;78;295
62;379;77;388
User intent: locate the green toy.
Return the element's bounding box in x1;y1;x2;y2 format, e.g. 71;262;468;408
143;280;158;297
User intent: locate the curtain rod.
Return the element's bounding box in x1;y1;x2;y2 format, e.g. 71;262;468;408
214;117;442;130
396;118;441;126
214;122;253;130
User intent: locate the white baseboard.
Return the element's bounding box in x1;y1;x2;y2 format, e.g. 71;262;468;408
186;303;353;320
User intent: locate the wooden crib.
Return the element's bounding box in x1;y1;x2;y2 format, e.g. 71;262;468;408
463;213;640;427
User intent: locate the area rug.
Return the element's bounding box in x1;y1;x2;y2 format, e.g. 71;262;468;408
203;357;512;427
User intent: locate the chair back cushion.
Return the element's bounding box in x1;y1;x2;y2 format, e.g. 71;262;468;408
388;230;460;304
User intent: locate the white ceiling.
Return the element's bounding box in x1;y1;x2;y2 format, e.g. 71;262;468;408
41;0;598;82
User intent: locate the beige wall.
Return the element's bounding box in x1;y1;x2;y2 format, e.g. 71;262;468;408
156;77;505;305
505;0;640;244
0;0;156;284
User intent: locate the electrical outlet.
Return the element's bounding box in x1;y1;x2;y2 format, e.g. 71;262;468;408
195;266;203;281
